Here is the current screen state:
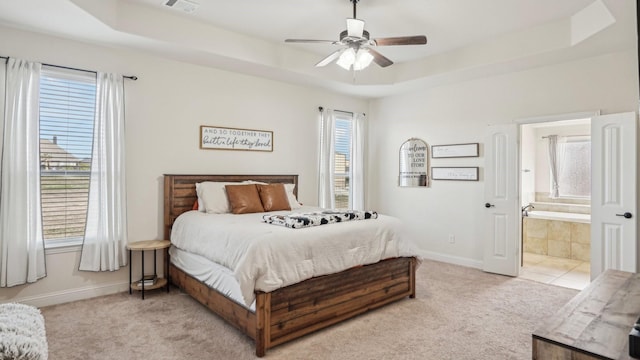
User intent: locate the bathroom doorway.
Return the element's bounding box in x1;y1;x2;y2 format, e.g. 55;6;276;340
518;118;591;290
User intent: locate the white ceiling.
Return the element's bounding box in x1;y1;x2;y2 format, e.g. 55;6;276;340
0;0;635;98
129;0;593;63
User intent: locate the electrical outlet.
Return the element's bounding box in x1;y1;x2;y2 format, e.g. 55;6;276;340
448;234;455;244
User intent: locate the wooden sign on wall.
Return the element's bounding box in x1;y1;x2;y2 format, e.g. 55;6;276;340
431;143;479;158
399;138;429;187
431;167;479;181
200;125;273;152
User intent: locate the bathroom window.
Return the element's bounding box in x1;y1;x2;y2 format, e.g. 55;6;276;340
557;138;591;198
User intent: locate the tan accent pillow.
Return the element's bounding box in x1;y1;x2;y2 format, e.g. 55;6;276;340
225;184;265;214
257;184;291;212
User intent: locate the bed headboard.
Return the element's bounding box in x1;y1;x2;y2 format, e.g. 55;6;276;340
163;174;299;240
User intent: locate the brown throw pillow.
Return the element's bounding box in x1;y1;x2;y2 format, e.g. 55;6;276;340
257;183;291;212
225;184;265;214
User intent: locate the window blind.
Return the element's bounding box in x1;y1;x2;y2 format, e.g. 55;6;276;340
39;66;96;243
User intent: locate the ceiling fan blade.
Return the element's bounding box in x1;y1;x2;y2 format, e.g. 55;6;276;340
368;48;394;68
346;18;365;38
285;39;337;44
374;35;427;46
315;49;345;67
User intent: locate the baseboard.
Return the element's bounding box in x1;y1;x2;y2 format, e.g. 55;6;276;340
4;281;129;308
419;250;484;270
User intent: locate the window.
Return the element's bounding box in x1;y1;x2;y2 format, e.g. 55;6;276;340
557;138;591;198
319;109;363;210
39;67;96;247
333;114;352;209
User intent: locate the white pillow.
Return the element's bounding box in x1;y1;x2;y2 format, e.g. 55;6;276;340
285;183;302;209
196;182;238;214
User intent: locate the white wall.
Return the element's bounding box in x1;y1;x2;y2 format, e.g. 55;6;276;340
368;51;638;268
0;26;368;306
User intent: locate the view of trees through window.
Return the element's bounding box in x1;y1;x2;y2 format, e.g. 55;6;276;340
39;68;96;243
334;115;352;209
558;140;591;198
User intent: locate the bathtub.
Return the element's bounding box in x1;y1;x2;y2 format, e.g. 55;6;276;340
525;210;590;224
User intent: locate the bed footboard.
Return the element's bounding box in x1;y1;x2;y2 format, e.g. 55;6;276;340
170;257;417;357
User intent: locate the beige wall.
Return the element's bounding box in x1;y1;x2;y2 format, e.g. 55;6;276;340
368;50;639;267
1;24;638;305
0;25;368;306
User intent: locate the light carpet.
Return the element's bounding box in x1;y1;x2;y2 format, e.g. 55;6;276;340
41;260;578;359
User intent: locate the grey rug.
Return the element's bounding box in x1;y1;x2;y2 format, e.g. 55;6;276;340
0;303;48;360
41;260;578;359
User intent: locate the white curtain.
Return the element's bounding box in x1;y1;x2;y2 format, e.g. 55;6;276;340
547;135;566;198
351;112;365;210
318;108;336;209
0;58;46;287
79;73;128;271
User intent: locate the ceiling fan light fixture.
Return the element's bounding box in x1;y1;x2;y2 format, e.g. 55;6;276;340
337;48;374;71
336;48;357;70
353;49;374;70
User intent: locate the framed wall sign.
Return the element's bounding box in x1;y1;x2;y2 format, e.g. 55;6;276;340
431;167;479;181
399;138;429;187
431;143;479;158
200;126;273;152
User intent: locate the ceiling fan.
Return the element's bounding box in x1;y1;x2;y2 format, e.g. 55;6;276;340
285;0;427;70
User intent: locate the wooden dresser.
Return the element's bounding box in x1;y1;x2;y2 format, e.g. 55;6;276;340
533;270;640;360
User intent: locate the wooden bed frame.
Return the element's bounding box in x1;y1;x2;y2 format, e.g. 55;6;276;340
164;174;417;357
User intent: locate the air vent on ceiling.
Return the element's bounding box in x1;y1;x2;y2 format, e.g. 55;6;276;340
163;0;199;14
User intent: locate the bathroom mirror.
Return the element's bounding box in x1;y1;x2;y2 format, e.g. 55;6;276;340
399;138;429;187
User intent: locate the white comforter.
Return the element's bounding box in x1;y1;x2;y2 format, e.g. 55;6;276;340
170;206;419;306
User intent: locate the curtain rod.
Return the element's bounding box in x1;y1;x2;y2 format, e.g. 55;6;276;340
1;55;138;80
318;106;365;116
541;134;590;139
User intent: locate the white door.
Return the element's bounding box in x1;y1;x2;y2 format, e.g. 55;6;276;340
483;124;520;276
591;112;637;279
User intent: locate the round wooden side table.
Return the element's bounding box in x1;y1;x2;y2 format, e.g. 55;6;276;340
127;240;171;299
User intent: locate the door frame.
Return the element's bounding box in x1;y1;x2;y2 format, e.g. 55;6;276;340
513;110;600;274
486;110;638;278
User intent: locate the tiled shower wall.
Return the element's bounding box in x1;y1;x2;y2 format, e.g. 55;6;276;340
523;217;590;262
535;192;590;206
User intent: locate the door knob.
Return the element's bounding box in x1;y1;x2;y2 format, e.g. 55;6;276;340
485;203;495;208
616;212;633;219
